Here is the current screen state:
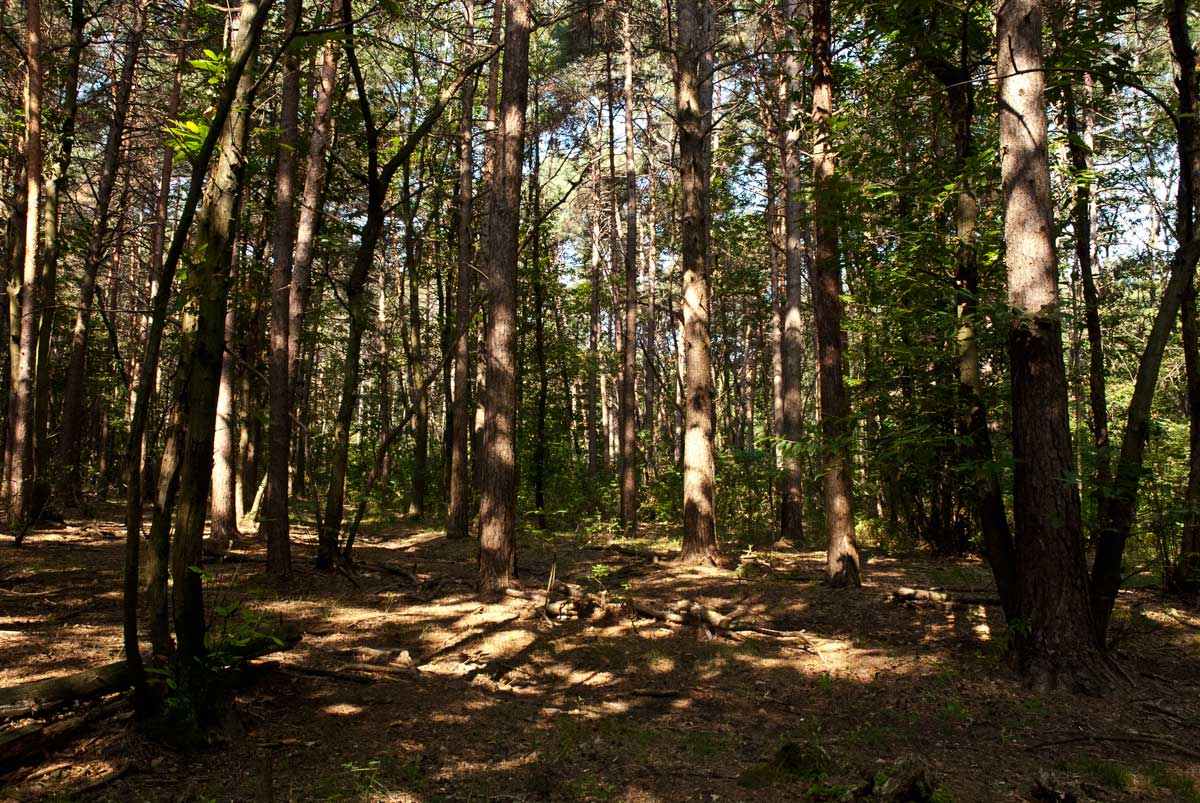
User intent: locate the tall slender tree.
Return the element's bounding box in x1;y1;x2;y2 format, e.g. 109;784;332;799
675;0;719;564
810;0;859;585
478;0;531;593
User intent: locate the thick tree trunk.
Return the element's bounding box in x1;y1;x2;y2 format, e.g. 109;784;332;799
478;0;529;594
265;0;302;577
446;0;478;539
619;11;638;535
9;0;44;530
810;0;859;585
675;0;718;564
53;8;143;504
997;0;1108;691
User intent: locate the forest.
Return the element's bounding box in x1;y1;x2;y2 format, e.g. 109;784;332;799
1;0;1199;799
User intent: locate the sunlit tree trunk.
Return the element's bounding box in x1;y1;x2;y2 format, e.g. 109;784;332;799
265;0;302;577
446;0;478;539
997;0;1109;691
9;0;44;531
478;0;530;593
675;0;718;564
810;0;858;585
778;0;806;544
619;11;639;535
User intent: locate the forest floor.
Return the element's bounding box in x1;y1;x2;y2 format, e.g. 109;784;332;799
2;504;1199;803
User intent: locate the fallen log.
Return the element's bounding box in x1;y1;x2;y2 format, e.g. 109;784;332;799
0;698;129;768
892;587;1000;606
0;627;301;722
0;663;132;722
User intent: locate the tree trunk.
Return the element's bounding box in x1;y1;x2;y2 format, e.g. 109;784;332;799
675;0;718;564
265;0;302;577
619;11;639;536
446;0;478;539
9;0;44;530
209;229;243;553
171;40;261;680
1177;283;1200;590
530;93;548;530
1092;0;1200;641
997;0;1108;691
403;164;428;519
478;0;530;593
53;6;143;504
588;149;603;475
289;0;341;421
810;0;859;585
34;0;84;480
122;0;272;696
778;0;806;545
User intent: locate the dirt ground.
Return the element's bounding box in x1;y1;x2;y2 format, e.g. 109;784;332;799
2;505;1199;802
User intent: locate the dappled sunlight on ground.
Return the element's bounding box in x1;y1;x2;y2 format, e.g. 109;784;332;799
1;504;1199;801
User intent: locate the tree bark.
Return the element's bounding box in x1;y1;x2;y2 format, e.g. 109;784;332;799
619;11;639;536
1177;283;1200;590
478;0;530;593
997;0;1108;691
122;0;273;693
208;226;243;553
265;0;302;577
9;0;44;530
675;0;719;564
34;0;84;480
171;34;261;678
779;0;806;545
446;0;479;539
289;0;341;423
810;0;859;585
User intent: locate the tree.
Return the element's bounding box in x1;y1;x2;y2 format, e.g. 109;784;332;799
9;0;44;531
777;0;805;545
264;0;303;577
446;0;480;540
810;0;859;586
996;0;1108;691
478;0;531;593
675;0;719;564
618;9;639;536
